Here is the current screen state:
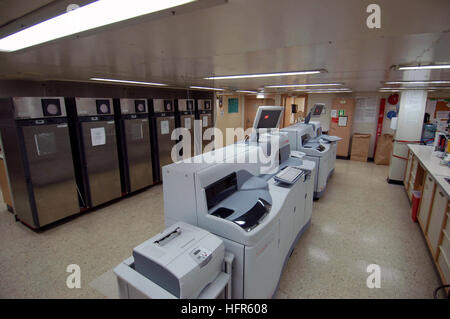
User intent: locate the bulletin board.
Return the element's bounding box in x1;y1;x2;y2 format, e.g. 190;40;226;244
228;98;239;113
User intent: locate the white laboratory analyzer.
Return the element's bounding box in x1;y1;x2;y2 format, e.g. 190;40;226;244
282;107;341;198
162;106;316;298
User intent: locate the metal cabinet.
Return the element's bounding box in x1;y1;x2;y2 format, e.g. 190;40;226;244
177;99;195;160
152;99;176;180
197;99;213;154
115;99;153;193
0;97;80;228
73;98;122;207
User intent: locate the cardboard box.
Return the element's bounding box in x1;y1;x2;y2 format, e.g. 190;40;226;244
350;133;371;162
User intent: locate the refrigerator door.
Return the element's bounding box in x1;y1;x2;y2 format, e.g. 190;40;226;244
124;118;153;192
81;120;121;206
201;114;213;153
180;114;195;159
156;116;176;177
22;123;79;226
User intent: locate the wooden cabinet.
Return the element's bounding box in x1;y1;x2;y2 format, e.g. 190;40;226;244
405;148;449;289
417;173;435;231
427;185;448;255
0;158;13;209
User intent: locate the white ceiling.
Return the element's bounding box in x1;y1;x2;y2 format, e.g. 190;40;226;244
0;0;449;93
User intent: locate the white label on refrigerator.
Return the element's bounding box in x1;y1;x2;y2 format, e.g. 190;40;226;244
91;127;106;146
161;120;169;135
202;116;209;127
184;117;191;129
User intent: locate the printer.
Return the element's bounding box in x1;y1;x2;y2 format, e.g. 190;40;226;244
115;222;225;299
162;106;316;298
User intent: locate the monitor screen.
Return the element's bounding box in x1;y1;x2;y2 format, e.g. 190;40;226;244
256;110;282;129
312;104;324;116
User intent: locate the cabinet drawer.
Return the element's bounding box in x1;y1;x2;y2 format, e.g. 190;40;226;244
438;247;450;284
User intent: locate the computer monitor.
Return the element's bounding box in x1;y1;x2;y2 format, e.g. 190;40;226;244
312;104;324;116
253;106;284;130
250;106;284;142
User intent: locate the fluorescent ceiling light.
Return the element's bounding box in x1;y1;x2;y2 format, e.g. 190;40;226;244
90;78;167;86
236;90;257;94
265;83;343;88
307;91;352;94
190;86;225;91
384;80;450;85
380;87;450;90
204;70;324;80
398;64;450;71
303;88;352;92
0;0;197;52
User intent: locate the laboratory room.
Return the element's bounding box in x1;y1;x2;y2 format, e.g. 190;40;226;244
0;0;450;307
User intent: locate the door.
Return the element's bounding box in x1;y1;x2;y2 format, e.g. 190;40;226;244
22;123;79;226
329;98;355;157
180;114;195;159
245;98;275;129
81;120;121;207
156;116;176;176
124;118;153;192
201;113;213;153
418;173;435;229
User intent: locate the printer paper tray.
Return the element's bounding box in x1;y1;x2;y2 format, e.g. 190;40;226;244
114;257;232;299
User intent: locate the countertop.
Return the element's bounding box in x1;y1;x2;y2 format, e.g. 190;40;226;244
408;144;450;197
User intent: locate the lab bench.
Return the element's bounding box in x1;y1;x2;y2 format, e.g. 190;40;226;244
405;145;450;292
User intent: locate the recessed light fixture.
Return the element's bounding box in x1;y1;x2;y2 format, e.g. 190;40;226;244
256;93;265;99
236;90;258;94
265;83;343;88
384;80;450;85
90;77;167;86
397;64;450;71
189;86;225;91
204;70;325;80
0;0;198;52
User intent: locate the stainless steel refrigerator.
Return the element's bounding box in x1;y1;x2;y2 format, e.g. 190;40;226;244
151;99;176;181
197;99;214;153
114;98;154;193
177;98;196;159
0;97;80;228
72;98;122;207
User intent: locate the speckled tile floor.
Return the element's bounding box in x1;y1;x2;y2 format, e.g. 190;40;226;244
0;160;442;298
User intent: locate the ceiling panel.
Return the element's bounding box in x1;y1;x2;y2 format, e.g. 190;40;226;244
0;0;449;92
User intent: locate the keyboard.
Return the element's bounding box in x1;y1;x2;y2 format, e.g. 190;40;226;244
274;166;305;185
